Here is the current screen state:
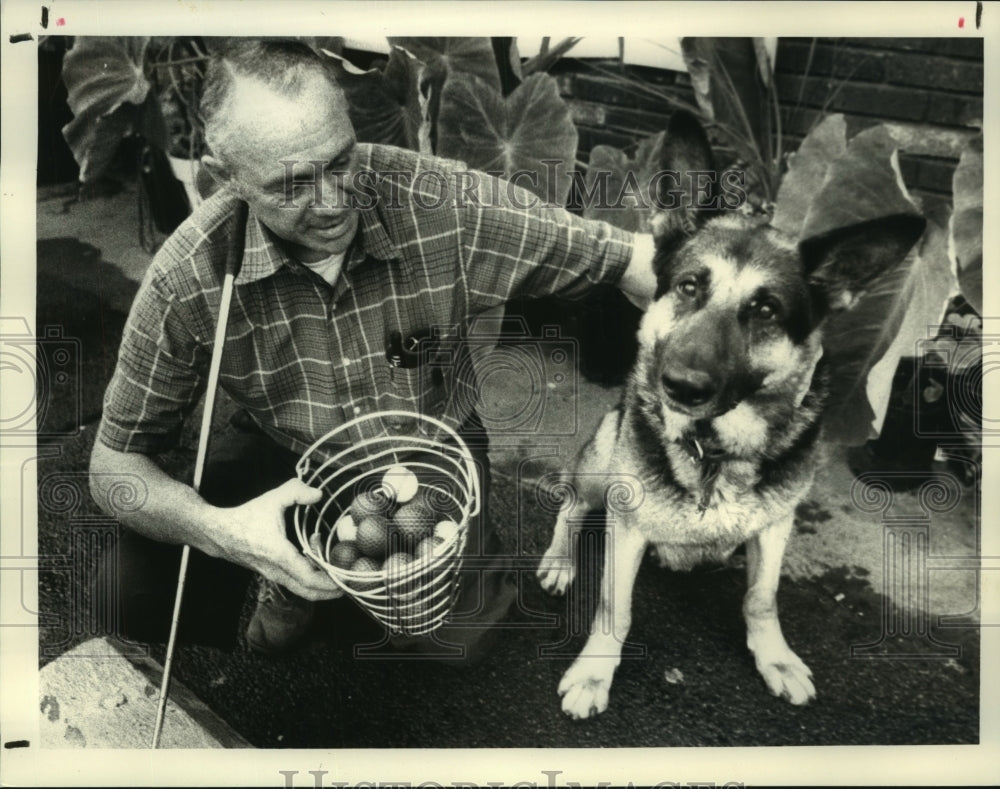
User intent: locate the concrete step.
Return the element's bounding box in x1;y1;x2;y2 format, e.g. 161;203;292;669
39;637;251;748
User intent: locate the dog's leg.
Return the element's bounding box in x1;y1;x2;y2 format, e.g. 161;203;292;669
557;523;646;719
743;516;815;705
537;483;589;595
538;409;618;595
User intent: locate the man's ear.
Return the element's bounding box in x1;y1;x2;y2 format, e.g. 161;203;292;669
799;213;927;312
200;153;233;188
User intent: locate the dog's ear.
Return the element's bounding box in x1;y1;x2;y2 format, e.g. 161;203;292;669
649;110;717;249
660;110;716;177
799;213;927;313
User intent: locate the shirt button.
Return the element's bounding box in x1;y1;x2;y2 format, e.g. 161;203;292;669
353;406;362;414
341;357;352;366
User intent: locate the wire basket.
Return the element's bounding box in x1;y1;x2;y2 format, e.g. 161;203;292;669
292;411;479;636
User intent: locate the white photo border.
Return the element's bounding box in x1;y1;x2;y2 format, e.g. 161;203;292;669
2;0;997;785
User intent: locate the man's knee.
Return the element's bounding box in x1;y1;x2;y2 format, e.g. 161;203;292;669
94;529;179;644
95;527;249;649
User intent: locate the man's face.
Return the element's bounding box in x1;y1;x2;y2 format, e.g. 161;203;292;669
218;72;359;263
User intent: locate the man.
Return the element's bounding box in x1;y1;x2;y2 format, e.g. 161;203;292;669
90;39;656;658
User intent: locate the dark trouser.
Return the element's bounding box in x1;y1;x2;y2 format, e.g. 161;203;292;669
95;412;514;656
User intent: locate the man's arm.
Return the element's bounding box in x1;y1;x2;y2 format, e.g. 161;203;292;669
89;440;343;601
456;171;659;312
92;254;341;601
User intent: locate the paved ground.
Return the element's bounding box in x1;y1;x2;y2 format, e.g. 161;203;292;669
37;637;250;748
31;179;985;752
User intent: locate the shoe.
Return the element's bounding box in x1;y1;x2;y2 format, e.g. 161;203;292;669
245;577;315;655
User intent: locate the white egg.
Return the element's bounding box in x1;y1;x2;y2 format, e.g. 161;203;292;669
382;465;419;503
335;513;357;542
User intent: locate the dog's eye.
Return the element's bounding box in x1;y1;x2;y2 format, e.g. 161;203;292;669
676;279;698;298
751;299;780;321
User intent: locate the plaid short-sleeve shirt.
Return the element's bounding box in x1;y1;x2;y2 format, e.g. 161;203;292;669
98;143;636;457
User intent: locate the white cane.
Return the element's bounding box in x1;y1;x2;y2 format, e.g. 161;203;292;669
151;201;248;748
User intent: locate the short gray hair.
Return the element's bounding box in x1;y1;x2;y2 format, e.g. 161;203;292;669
201;38;341;158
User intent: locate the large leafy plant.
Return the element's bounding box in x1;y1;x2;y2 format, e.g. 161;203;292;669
61;37;212;183
61;36;163;183
436;72;577;205
773;116;959;445
61;34;581;206
914;135;983;463
325;37;580;205
60;36;346;185
776;119;981;447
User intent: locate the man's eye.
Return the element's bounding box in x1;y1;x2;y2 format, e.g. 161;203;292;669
327;149;356;174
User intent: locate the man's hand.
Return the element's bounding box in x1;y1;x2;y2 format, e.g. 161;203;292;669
89;442;343;601
206;479;344;601
617;233;656;310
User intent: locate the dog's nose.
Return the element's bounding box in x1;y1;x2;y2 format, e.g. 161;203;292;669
661;370;716;407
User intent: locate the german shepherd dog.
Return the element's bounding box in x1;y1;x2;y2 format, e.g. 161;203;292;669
537;111;926;719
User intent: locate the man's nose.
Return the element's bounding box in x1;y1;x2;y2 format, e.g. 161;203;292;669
314;172;354;210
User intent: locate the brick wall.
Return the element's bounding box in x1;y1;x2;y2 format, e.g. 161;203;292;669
775;37;983;207
551;60;689;161
553;37;983;209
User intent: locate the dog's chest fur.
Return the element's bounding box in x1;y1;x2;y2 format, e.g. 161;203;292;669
595;406;819;571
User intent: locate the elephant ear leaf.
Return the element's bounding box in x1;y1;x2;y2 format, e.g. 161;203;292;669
583;131;665;233
388;37;502;93
323;47;424;150
822;210;954;445
389;37;502;152
949;134;983;314
437;72;577;206
801;124;919;238
61;36;152;183
771;114;848;237
807;125;953;445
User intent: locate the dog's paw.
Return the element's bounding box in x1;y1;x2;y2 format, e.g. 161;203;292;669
557;659;615;719
537;551;575;595
753;650;815;705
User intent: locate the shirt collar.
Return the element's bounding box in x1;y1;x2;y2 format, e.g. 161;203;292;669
352;195;399;266
234;188;399;285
